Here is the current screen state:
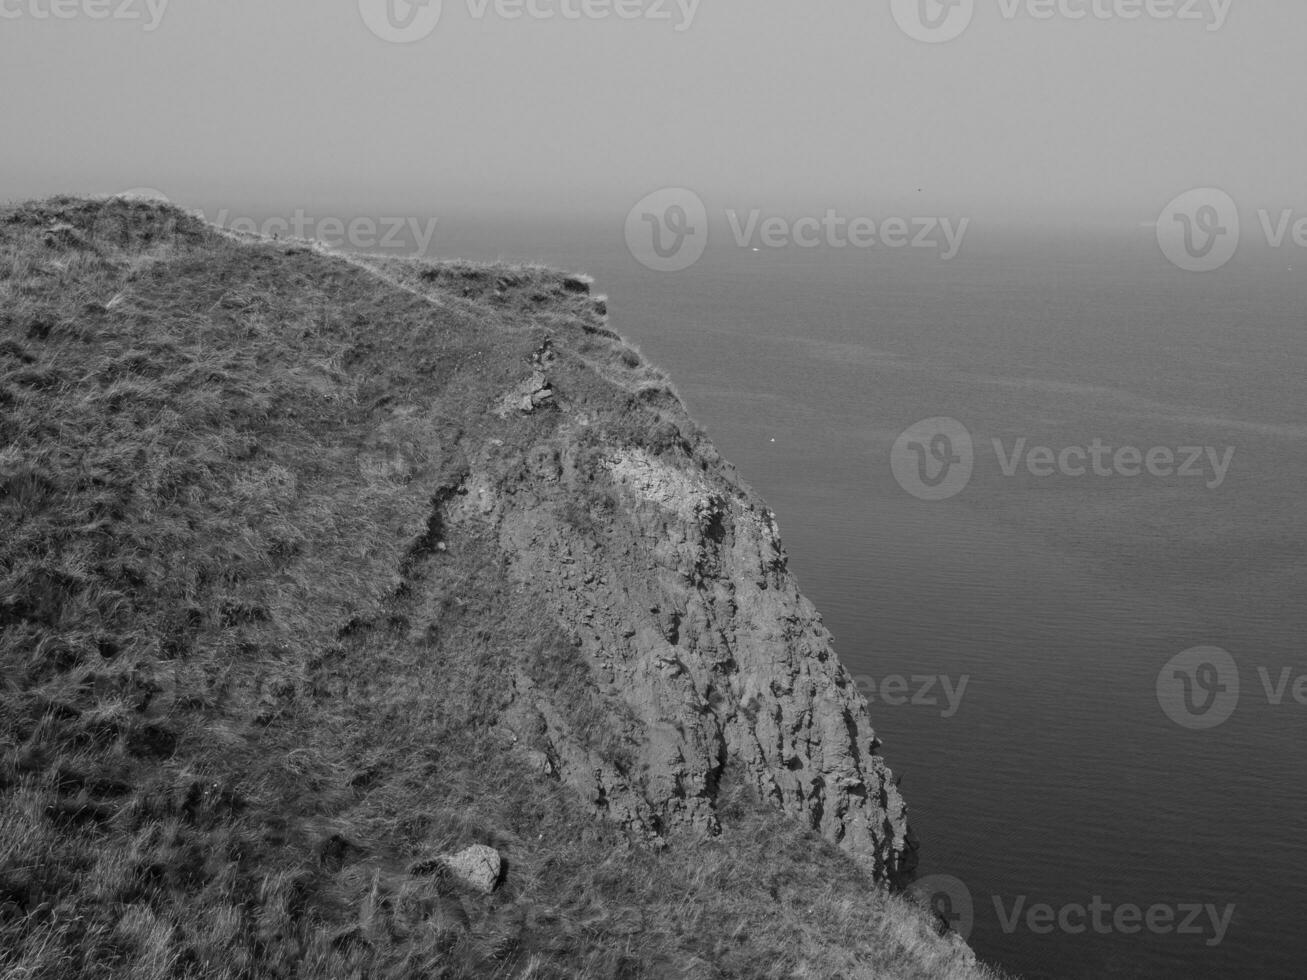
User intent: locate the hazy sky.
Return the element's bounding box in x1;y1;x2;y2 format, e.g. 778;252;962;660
2;0;1303;226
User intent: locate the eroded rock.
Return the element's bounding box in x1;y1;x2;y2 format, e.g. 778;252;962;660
412;845;503;894
453;428;916;884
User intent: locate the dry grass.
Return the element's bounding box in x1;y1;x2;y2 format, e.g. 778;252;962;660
0;196;1010;979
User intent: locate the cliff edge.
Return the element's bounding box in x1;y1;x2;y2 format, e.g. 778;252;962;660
0;197;997;979
352;255;915;885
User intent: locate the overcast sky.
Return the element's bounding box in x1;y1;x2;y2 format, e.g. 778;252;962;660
1;1;1302;226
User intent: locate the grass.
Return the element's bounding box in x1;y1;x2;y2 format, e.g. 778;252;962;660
0;196;1010;979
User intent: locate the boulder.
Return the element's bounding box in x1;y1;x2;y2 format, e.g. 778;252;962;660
416;844;502;894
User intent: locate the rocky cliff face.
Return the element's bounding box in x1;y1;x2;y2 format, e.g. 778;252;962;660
498;438;912;879
0;199;988;979
1;196;914;889
359;256;916;886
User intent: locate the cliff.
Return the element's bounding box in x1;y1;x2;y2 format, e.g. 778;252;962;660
354;254;915;883
0;197;997;979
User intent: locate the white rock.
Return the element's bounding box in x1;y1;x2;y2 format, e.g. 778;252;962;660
439;845;502;894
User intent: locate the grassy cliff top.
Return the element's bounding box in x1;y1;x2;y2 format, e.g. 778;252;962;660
0;197;1004;980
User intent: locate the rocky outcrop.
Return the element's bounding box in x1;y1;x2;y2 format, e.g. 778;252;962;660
411;845;503;894
330;258;919;884
432;381;916;884
495;369;555;416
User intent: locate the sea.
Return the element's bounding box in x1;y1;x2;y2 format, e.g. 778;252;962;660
346;206;1306;979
